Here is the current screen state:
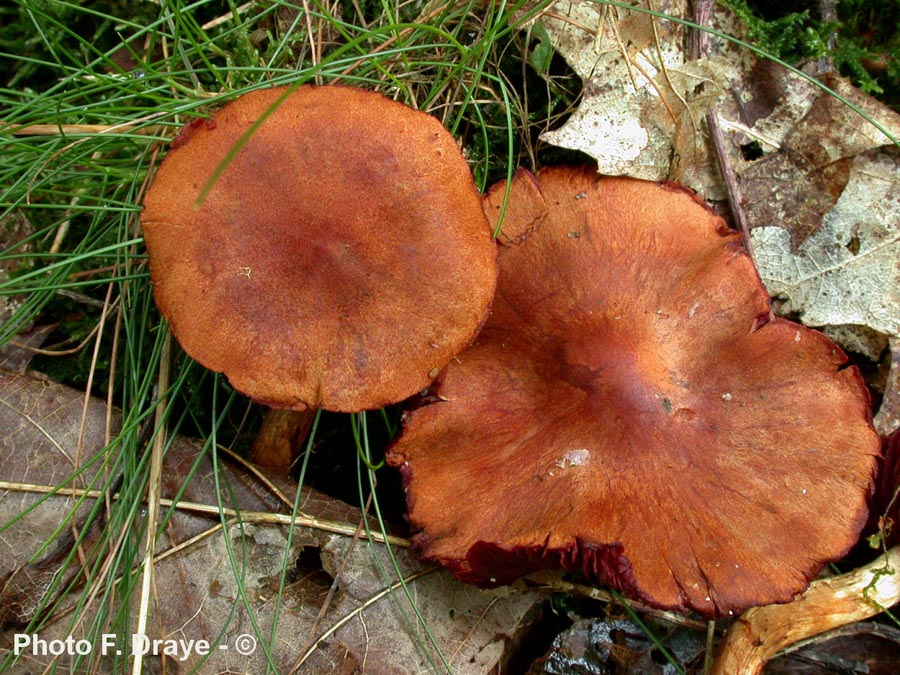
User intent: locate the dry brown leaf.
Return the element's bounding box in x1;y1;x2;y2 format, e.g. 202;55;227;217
726;70;900;244
728;75;900;430
877;341;900;435
0;212;42;372
764;624;900;675
712;66;900;431
749;148;900;339
0;371;542;673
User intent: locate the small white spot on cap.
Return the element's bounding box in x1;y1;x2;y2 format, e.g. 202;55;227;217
555;448;591;469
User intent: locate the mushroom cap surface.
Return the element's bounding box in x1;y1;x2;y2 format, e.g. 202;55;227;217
386;165;880;617
142;85;497;412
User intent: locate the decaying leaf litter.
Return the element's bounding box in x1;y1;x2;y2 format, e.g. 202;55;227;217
0;368;542;673
2;0;900;674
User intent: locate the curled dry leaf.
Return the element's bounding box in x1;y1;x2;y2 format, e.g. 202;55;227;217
763;623;900;675
750;149;900;339
0;212;46;372
724;69;900;335
729;71;900;248
0;371;112;622
874;429;900;548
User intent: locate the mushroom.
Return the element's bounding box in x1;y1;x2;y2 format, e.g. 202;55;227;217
386;165;880;617
142;85;497;419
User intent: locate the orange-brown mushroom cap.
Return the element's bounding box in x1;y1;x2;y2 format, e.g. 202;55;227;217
386;165;880;617
142;85;497;412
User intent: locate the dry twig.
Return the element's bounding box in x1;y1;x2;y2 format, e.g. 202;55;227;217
711;546;900;675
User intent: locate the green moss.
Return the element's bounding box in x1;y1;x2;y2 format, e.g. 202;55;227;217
833;0;900;103
724;0;900;109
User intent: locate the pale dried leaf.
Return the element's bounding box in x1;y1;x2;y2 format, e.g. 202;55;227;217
0;372;110;575
750;149;900;339
822;324;888;362
749;145;900;432
538;0;747;198
716;65;900;432
732;72;900;247
539;0;683;180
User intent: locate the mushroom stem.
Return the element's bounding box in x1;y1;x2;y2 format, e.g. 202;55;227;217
711;545;900;675
249;409;316;470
